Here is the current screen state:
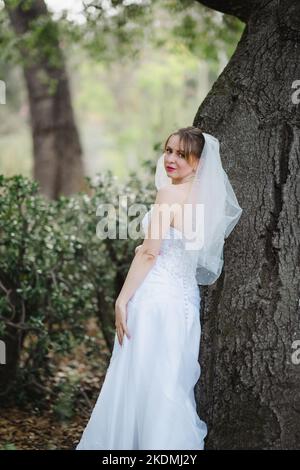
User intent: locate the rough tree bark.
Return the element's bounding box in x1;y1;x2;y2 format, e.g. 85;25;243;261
194;0;300;449
5;0;85;199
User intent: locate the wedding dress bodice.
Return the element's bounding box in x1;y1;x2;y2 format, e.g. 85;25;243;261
141;208;199;285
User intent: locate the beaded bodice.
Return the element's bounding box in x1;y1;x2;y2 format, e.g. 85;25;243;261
141;208;198;284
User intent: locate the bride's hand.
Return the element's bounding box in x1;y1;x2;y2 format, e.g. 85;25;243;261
114;299;131;346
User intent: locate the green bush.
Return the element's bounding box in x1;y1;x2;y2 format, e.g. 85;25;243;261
0;167;155;406
0;442;17;450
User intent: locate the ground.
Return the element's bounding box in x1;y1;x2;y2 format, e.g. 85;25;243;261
0;318;112;450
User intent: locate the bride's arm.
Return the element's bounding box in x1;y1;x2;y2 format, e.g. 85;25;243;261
134;244;143;254
115;186;177;307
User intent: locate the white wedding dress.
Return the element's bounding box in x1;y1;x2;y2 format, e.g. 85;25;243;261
76;208;208;450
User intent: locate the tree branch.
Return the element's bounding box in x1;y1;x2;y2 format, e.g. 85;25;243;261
197;0;256;22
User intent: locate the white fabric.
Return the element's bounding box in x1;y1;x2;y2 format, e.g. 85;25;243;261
154;132;243;285
76;209;208;450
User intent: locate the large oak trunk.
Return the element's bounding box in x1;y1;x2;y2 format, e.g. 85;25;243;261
194;0;300;449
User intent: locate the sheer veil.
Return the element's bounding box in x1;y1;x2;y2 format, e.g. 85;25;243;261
154;132;243;285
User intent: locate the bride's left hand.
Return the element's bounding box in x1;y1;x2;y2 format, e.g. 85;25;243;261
114;299;131;346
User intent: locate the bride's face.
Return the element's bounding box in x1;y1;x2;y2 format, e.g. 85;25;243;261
164;134;197;184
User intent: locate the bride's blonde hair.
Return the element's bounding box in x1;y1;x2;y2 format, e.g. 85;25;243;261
163;126;205;164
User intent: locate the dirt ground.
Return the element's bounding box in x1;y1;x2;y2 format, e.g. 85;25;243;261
0;319;112;450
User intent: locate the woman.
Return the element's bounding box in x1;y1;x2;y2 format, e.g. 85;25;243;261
76;126;243;450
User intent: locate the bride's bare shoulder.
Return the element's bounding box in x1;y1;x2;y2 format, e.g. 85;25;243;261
156;184;188;205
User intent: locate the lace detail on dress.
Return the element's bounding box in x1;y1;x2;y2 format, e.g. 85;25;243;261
141;209;198;284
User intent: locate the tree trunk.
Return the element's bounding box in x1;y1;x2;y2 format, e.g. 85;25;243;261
194;0;300;449
5;0;85;199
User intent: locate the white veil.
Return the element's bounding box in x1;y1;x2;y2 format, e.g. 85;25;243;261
154;132;243;285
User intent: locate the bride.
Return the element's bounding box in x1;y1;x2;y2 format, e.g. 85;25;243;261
76;126;243;450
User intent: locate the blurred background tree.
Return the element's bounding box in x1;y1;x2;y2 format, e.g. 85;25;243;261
0;0;243;196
